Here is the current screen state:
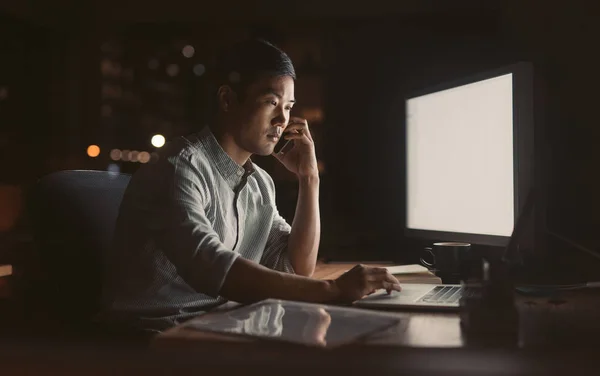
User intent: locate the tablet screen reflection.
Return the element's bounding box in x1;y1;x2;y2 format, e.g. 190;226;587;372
187;299;401;347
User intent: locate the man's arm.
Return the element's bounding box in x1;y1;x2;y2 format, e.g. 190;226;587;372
220;257;332;304
287;174;320;276
272;118;321;277
220;257;400;304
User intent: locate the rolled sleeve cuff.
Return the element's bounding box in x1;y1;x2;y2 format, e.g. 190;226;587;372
189;249;240;298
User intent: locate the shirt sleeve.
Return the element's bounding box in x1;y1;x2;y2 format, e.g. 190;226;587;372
260;211;295;274
157;154;239;298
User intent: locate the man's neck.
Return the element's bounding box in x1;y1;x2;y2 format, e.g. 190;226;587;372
210;123;252;166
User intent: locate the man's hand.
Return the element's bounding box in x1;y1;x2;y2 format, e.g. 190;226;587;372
331;264;402;302
272;117;318;179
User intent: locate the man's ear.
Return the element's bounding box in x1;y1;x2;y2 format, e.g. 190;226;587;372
217;85;237;112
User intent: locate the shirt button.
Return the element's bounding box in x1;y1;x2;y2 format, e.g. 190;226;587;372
237;170;243;176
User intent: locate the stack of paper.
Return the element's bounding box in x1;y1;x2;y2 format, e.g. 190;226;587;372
385;264;441;284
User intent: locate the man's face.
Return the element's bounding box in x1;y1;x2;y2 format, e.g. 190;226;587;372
229;75;295;156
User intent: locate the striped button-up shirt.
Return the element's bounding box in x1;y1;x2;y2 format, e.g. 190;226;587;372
100;127;294;332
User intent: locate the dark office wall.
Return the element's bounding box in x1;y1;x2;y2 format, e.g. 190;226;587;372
502;1;600;272
3;1;599;265
0;14;50;184
0;12;101;184
503;2;600;246
322;0;600;263
322;10;513;261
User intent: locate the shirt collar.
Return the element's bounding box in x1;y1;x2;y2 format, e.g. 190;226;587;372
198;127;255;188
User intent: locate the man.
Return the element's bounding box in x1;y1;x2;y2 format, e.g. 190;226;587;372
100;39;401;332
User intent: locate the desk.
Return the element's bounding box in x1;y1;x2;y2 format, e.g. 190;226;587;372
156;263;461;348
155;262;600;350
2;263;597;376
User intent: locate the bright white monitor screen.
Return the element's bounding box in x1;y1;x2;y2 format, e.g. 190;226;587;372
406;73;514;237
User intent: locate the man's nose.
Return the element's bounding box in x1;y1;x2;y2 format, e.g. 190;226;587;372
272;112;288;128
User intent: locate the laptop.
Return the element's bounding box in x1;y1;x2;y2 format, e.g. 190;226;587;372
354;283;473;310
354;190;534;310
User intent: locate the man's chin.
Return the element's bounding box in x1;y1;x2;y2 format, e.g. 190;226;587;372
254;147;275;156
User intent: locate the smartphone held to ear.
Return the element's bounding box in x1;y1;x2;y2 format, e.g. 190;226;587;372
274;136;294;155
274;128;303;155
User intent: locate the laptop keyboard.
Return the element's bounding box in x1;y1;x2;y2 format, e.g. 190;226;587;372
417;286;476;304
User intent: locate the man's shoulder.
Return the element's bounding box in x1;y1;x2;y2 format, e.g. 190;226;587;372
162;133;212;167
126;134;213;194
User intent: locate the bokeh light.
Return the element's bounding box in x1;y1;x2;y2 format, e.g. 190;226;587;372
130;150;139;162
150;152;160;163
182;45;195;58
151;134;166;148
138;151;151;163
0;87;8;101
197;64;206;77
166;64;179;77
193;64;206;77
121;149;131;162
110;149;122;161
87;145;100;158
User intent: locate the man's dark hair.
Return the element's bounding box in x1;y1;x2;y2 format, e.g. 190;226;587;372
213;38;296;103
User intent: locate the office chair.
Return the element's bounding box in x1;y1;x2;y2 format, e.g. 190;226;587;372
29;170;130;336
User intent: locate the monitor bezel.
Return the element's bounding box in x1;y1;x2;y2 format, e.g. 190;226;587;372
404;62;534;247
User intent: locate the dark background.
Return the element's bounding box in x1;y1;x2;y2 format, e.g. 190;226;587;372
1;0;599;275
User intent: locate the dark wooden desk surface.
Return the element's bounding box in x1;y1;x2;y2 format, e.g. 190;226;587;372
3;263;600;375
155;262;463;347
155;262;600;351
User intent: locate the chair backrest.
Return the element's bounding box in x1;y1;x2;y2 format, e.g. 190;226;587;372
30;170;130;325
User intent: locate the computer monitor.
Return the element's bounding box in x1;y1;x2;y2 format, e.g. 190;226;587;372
405;63;534;247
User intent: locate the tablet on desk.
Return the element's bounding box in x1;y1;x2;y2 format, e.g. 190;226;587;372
181;299;403;348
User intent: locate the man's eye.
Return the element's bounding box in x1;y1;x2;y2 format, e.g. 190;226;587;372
269;100;278;106
285;106;292;111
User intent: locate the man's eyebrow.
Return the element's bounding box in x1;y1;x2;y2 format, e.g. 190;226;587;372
261;90;296;102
